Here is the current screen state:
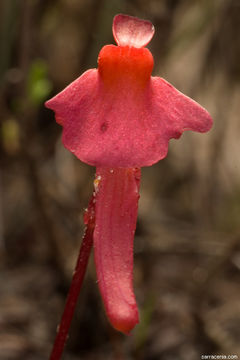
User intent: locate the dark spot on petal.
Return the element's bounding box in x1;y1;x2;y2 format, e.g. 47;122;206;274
100;122;108;132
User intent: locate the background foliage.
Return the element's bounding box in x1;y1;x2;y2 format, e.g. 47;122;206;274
0;0;240;359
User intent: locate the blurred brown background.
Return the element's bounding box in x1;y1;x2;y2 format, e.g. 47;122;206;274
0;0;240;359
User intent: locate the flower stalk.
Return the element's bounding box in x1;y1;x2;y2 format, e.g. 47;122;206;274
49;196;95;360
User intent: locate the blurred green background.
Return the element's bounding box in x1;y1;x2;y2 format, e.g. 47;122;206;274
0;0;240;359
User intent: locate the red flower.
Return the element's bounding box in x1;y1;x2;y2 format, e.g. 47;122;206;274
46;14;212;358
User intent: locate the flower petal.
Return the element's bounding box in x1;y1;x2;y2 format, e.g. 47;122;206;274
113;14;155;48
93;167;140;334
45;71;212;168
151;77;213;136
45;69;98;127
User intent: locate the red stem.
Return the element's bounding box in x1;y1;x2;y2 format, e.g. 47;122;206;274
49;197;95;360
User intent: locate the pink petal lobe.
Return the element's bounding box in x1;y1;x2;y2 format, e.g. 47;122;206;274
151;77;213;135
113;14;154;48
135;76;213;165
45;69;98;127
93;167;140;334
